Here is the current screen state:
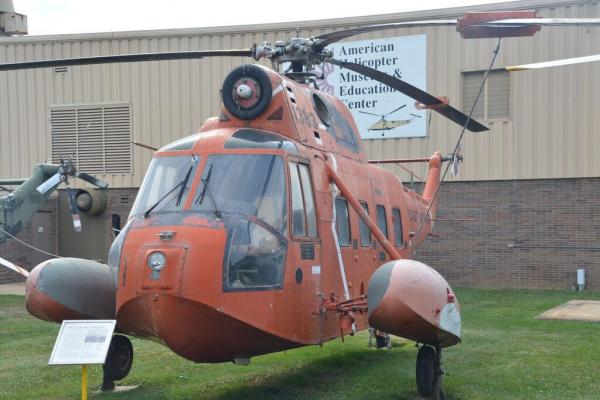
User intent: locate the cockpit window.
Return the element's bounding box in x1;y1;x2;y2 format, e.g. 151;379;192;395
129;155;199;216
192;154;287;233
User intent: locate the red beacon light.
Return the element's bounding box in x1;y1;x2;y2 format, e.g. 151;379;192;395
457;11;542;39
447;287;456;303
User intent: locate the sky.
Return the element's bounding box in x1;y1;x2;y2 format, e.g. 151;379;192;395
13;0;518;36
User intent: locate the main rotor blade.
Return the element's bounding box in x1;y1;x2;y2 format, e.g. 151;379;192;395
314;20;457;49
325;58;488;132
313;17;600;49
36;173;61;194
67;187;83;232
0;257;29;277
0;49;252;71
385;104;407;116
76;172;109;189
506;54;600;71
478;17;600;27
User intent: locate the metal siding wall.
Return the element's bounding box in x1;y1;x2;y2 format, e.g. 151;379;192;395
1;0;600;188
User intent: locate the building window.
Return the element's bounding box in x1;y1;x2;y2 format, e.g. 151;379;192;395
358;201;371;247
376;205;388;239
392;207;403;247
50;103;132;174
462;69;509;119
335;197;351;247
289;162;317;237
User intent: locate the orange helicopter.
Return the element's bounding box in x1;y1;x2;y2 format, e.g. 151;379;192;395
3;10;600;399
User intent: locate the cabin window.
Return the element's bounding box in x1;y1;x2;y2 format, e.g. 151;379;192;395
358;201;371;247
376;205;388;238
298;164;317;237
392;207;403;247
316;95;360;153
335;197;351;247
289;162;318;237
224;218;287;291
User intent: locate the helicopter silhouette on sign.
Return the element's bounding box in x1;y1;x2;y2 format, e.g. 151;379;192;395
2;10;600;400
359;104;423;134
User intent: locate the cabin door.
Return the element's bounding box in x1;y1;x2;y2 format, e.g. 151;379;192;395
288;160;323;341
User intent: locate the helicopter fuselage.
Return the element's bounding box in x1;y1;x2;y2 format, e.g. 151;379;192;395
107;65;458;362
22;65;460;364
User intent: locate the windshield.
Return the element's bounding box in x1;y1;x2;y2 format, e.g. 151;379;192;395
192;154;287;233
130;155;199;216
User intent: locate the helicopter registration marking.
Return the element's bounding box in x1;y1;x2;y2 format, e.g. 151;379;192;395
291;105;319;130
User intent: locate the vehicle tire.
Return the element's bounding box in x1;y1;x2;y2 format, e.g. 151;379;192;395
222;64;272;120
416;345;436;397
103;334;133;381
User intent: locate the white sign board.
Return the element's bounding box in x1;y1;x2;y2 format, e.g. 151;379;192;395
49;320;116;365
316;34;427;139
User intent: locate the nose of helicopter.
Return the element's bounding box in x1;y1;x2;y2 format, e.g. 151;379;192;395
114;214;298;362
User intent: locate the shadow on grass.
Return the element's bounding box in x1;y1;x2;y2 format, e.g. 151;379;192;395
98;341;465;400
209;348;421;400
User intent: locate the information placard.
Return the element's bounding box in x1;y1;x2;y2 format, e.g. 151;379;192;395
316;34;427;139
48;320;116;365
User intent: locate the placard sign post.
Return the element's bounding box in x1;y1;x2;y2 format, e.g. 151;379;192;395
48;320;117;400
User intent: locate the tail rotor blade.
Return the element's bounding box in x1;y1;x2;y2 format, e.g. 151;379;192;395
36;173;61;194
76;172;108;189
67;188;83;232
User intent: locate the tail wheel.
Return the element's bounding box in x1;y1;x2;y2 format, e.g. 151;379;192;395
103;334;133;382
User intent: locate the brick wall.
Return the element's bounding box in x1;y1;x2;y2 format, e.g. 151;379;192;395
0;198;58;283
414;178;600;290
2;180;599;290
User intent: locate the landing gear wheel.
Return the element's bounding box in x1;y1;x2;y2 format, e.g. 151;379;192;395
102;334;133;390
375;333;391;349
416;345;445;399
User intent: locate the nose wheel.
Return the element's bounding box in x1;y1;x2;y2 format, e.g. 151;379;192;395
102;334;134;391
416;345;445;400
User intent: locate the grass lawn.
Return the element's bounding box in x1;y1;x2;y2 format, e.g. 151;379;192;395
1;288;599;399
